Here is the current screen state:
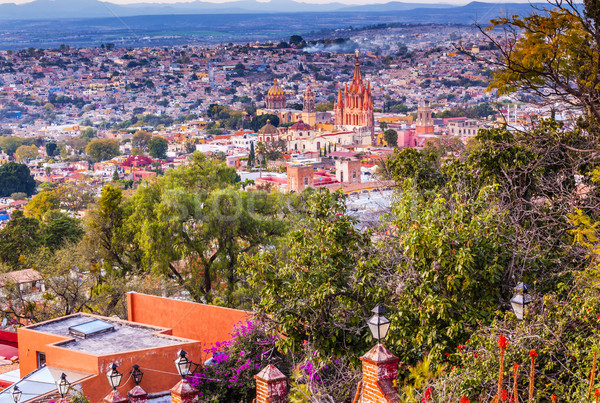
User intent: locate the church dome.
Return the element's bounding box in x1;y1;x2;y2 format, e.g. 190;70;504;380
290;119;312;131
258;120;278;134
267;78;285;96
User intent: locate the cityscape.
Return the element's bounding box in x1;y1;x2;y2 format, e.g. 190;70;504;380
0;0;597;401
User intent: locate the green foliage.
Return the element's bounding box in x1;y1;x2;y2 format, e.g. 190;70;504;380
126;153;287;304
315;102;333;112
0;162;36;197
0;136;24;155
147;136;168;159
425;282;600;400
45;142;58;157
383;129;398;147
0;210;40;267
85;139;120;162
242;189;378;358
250;114;279;132
384;183;510;364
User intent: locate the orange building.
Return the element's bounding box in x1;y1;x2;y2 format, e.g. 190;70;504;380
4;293;251;402
415;101;434;135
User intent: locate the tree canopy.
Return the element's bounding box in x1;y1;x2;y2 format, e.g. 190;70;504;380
0;162;36;197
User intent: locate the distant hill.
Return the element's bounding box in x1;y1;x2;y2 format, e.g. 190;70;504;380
0;0;460;20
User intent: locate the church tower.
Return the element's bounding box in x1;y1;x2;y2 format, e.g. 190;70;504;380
416;100;434;135
302;85;316;127
334;51;375;144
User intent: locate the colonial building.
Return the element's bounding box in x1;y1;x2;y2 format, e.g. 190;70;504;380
265;78;286;110
334;52;375;144
301;85;317;127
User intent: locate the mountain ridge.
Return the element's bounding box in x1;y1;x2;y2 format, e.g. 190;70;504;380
0;0;460;19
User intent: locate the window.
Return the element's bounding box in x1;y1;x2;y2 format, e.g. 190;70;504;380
304;177;309;186
37;352;46;368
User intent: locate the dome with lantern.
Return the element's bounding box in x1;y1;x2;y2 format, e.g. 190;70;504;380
266;78;286;109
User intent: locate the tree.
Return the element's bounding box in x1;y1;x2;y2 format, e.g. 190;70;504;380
40;213;84;252
24;191;60;220
85;184;143;275
242;189;378;358
45;142;58;157
383;129;398;147
315;102;334;112
289;35;305;47
483;0;600;125
128;153;287;304
112;168;119;182
250;114;279;132
0;136;23;156
0;210;40;267
248;141;255;167
85;139;120;162
80;128;96;140
15;144;39;162
381;183;511;363
147;137;168;159
132;130;152;151
0;162;36;197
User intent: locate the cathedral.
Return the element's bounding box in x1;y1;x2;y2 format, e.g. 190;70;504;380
334;51;375;144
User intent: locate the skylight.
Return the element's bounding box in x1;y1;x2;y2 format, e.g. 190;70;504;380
68;320;114;338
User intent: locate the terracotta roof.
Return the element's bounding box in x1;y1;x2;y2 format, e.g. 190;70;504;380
0;269;42;286
258;120;278;135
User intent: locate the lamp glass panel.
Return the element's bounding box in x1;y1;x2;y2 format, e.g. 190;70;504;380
510;295;524;320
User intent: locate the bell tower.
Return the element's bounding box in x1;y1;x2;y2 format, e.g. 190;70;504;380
302;86;316;127
416;100;434;135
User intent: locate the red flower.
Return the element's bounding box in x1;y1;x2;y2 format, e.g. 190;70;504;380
459;395;470;403
422;387;433;402
551;394;558;402
498;334;508;349
501;389;508;401
513;362;519;372
529;349;538;358
595;389;600;397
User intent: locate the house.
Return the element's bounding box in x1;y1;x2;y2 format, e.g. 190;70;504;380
0;292;251;402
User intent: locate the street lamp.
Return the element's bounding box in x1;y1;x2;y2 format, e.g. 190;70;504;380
106;363;123;390
174;350;192;378
56;373;70;398
10;386;21;403
367;304;391;342
510;282;533;320
131;364;143;386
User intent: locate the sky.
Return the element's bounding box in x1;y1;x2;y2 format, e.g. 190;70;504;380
0;0;536;4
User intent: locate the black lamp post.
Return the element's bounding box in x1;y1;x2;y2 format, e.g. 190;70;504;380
131;364;143;386
510;282;533;320
10;386;21;403
106;363;123;390
56;373;70;398
367;304;391;343
175;350;192;378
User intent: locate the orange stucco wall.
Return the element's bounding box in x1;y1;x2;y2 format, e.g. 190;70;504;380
18;313;204;403
127;292;252;349
81;341;202;402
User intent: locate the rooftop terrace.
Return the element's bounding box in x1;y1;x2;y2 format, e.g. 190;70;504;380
28;313;186;355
